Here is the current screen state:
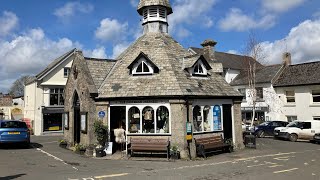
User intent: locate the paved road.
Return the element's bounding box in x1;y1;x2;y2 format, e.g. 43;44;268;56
0;135;319;180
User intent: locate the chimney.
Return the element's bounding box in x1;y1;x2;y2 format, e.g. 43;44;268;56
282;52;291;66
201;39;217;61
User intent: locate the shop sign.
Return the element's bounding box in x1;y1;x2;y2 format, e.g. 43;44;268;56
186;122;192;141
213;105;221;131
241;106;268;111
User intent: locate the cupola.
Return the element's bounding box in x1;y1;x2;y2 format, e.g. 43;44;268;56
137;0;173;34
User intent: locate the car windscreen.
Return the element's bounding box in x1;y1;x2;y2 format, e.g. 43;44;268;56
286;121;299;127
259;122;270;126
0;121;27;128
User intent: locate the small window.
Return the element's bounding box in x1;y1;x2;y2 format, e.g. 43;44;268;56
50;88;64;106
312;90;320;103
256;87;263;100
313;117;320;120
286;116;297;122
286;91;295;103
193;62;206;75
135;62;151;74
64;67;70;78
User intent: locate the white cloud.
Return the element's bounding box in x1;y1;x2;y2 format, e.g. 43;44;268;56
168;0;217;37
262;0;306;13
0;11;18;37
84;46;108;59
53;2;94;19
260;19;320;65
95;18;128;43
218;8;276;32
130;0;139;7
227;50;239;54
112;43;131;59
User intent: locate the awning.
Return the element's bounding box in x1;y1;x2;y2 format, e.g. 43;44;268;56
42;107;64;114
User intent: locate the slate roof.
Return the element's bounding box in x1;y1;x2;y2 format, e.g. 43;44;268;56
85;57;117;89
137;0;172;15
230;64;283;86
98;33;241;99
189;47;263;70
273;61;320;87
36;48;76;79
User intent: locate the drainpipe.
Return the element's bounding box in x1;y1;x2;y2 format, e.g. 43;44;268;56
186;97;192;160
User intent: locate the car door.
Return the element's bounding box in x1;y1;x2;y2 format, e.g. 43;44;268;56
299;122;312;139
267;122;279;136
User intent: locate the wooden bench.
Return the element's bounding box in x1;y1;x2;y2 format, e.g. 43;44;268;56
128;137;170;159
194;135;231;158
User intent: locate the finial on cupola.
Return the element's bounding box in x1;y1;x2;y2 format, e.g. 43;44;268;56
137;0;173;34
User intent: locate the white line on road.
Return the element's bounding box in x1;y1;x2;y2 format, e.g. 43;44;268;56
35;147;78;171
94;173;129;179
269;165;283;168
273;168;299;174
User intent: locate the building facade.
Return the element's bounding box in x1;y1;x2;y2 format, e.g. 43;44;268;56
63;0;244;159
24;49;75;135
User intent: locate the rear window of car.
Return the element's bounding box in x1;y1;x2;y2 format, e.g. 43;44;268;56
0;121;27;128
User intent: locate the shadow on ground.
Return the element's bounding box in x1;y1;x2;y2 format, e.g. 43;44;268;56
0;173;26;180
0;142;43;150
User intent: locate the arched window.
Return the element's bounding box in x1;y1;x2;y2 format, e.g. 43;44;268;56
142;106;154;133
193;105;202;132
156;106;169;133
203;105;211;131
128;107;140;133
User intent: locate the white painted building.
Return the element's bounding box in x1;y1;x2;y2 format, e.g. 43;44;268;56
24;49;76;135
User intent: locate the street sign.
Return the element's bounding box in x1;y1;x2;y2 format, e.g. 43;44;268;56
98;111;105;118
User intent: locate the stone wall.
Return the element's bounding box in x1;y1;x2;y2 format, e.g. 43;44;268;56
0;94;12;106
233;100;244;149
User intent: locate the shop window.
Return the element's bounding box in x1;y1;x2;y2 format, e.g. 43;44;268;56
193;105;202;132
50;88;64;106
43;113;63;131
64;67;70;78
256;87;263;101
312;90;320;103
285;90;295;103
156;106;169;133
203;105;211;132
142;106;154;133
128;107;140;133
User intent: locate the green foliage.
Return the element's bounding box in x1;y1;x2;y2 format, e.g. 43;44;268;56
59;139;67;144
74;143;86;151
171;144;178;152
93;120;109;146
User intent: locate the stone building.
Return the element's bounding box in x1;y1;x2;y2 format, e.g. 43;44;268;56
63;0;244;158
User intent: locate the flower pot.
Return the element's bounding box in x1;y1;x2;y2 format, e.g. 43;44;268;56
95;148;106;157
79;149;86;155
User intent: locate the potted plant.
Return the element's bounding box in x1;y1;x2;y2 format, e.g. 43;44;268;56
74;143;87;155
224;138;234;152
93;120;109;157
59;139;68;148
170;145;180;160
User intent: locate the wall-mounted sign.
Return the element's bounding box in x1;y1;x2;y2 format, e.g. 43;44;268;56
98;111;105;118
213;105;222;131
64;112;69;129
81;112;87;133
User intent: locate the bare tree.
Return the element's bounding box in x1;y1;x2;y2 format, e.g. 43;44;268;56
243;33;266;127
9;75;33;97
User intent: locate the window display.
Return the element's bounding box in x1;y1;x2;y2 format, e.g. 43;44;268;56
128;107;140;133
142;106;154;133
43;113;63;131
156;106;169;133
193;106;201;132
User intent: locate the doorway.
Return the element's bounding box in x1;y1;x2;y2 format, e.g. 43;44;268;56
110;106;126;153
73;92;81;144
223;104;232;140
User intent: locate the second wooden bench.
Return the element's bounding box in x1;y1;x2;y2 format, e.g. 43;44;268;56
194;135;231;158
128;137;170;159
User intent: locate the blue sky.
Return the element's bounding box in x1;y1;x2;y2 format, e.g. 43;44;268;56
1;0;320;93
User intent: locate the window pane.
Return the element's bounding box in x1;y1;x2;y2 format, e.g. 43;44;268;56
1;121;27;128
199;64;203;73
156;106;169;133
137;63;143;72
313;96;320;102
193;105;202;132
128;107;140;133
142;106;154;133
143;62;150;72
203;105;211;131
43;113;63;131
50;94;58;105
256;87;263;99
59;94;64;105
287;97;295;103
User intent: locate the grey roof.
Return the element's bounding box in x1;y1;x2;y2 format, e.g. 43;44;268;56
137;0;172;15
230;64;283;86
85;57;117;89
98;33;241;99
273;61;320;87
24;76;37;85
189;47;263;70
36;48;76;79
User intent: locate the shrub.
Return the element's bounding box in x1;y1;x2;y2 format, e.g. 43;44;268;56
93;120;109;147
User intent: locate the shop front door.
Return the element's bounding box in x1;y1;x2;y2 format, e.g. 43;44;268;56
223;104;232;140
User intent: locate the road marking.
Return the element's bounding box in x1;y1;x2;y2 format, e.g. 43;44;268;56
273;156;295;161
273;168;298;174
247;161;276;168
35;147;78;171
94;173;129;179
269;165;283;168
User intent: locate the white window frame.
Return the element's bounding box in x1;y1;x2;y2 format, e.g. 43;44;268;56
64;67;70;78
192;61;207;76
132;58;154;75
193;104;223;133
285;90;295;103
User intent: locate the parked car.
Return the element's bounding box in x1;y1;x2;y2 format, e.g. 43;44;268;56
0;120;30;147
274;120;320;142
254;121;288;138
312;133;320;144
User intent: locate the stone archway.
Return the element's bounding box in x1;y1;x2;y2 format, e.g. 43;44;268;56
73;91;81;144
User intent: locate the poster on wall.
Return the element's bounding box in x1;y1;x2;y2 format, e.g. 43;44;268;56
213;105;221;131
81;112;87;133
64;112;69;129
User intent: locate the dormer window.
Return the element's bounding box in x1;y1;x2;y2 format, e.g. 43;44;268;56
128;52;159;76
193;61;207;76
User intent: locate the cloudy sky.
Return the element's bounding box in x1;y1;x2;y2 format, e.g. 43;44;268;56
0;0;320;93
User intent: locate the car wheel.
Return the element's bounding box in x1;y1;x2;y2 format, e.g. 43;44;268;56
257;130;265;138
289;134;298;142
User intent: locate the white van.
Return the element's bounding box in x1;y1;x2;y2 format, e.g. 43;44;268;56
274;120;320;142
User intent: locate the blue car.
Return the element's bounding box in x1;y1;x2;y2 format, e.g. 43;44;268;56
254;121;288;138
0;120;30;147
